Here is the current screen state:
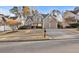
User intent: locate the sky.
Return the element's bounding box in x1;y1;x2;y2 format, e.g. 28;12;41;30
0;6;77;16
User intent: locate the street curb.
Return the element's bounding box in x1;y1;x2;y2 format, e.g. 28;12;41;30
0;37;77;42
0;39;50;42
0;37;75;42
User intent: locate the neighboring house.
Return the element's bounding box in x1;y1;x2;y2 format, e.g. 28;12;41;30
43;10;63;29
25;10;44;28
0;14;12;31
76;12;79;22
63;11;77;28
25;10;59;29
43;13;57;29
0;14;5;26
32;13;43;28
24;16;33;28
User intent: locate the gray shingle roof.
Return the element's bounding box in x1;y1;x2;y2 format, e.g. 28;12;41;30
26;16;33;21
41;14;49;18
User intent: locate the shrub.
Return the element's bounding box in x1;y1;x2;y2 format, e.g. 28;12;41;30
69;23;79;28
18;25;32;30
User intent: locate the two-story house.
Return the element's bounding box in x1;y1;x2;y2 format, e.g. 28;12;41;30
63;11;77;28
